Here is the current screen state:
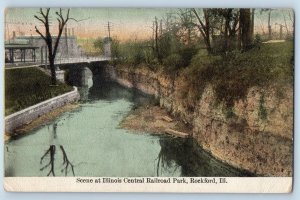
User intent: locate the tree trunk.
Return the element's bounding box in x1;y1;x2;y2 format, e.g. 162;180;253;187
203;9;212;53
205;36;212;53
49;57;57;85
239;9;252;50
268;10;272;40
154;17;161;63
223;11;230;52
251;9;255;40
192;8;212;54
238;22;242;50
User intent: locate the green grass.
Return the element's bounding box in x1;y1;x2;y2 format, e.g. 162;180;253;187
181;41;294;108
5;67;73;116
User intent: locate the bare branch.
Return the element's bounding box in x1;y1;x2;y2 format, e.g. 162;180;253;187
40;145;56;177
52;9;73;59
192;9;206;29
35;26;47;41
66;9;70;20
191;8;207;38
52;25;64;60
57;18;62;29
60;145;75;176
56;9;64;23
39;8;46;18
191;8;212;52
70;17;91;24
34;15;46;24
191;20;207;39
46;8;50;17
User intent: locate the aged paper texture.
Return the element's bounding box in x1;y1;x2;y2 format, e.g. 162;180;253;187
4;8;294;193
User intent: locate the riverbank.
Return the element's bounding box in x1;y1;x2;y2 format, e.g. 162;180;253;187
5;86;80;134
5;103;79;142
120;105;190;138
5;80;251;177
110;64;293;176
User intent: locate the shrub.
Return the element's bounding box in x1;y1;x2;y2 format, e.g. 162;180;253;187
162;54;184;72
259;94;267;120
253;33;262;48
178;46;198;67
116;41;149;66
179;41;293;110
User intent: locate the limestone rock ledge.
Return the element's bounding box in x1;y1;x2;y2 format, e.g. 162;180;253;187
110;65;293;176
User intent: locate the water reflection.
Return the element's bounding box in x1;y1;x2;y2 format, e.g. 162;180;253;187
88;81;154;106
40;123;75;176
4;67;254;177
157;137;254;177
79;67;93;102
40;145;56;176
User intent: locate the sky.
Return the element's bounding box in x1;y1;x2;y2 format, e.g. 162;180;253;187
5;8;294;41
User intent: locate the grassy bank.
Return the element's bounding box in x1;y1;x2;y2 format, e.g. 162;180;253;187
5;67;73;116
179;41;294;108
117;41;294;110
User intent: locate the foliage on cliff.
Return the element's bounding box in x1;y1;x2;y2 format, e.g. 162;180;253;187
181;41;293;108
115;40;293;110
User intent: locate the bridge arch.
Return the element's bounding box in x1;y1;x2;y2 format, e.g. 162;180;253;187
58;60;110;87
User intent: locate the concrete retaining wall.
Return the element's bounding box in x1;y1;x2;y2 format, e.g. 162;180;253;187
5;87;80;134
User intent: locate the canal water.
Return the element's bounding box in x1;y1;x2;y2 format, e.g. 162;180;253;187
4;68;253;177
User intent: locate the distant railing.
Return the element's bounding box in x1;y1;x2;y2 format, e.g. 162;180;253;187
5;56;111;68
54;56;110;64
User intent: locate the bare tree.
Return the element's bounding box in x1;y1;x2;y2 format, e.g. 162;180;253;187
34;8;72;85
191;8;212;53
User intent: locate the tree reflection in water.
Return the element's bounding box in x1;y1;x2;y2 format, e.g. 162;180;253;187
40;145;56;176
40;123;75;176
156;150;181;176
156;137;255;177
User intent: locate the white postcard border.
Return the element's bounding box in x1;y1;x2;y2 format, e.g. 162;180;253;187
4;177;293;193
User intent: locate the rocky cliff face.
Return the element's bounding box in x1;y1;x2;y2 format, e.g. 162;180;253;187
110;65;293;176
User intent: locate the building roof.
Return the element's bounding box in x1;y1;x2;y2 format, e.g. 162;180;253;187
16;35;76;40
5;35;77;48
5;38;29;45
5;43;39;49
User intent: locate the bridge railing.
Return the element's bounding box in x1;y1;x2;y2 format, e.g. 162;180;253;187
39;56;111;67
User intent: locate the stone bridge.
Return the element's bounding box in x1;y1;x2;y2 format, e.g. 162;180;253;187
58;59;113;87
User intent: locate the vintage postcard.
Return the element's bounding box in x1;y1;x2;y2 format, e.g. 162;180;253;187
3;8;294;193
